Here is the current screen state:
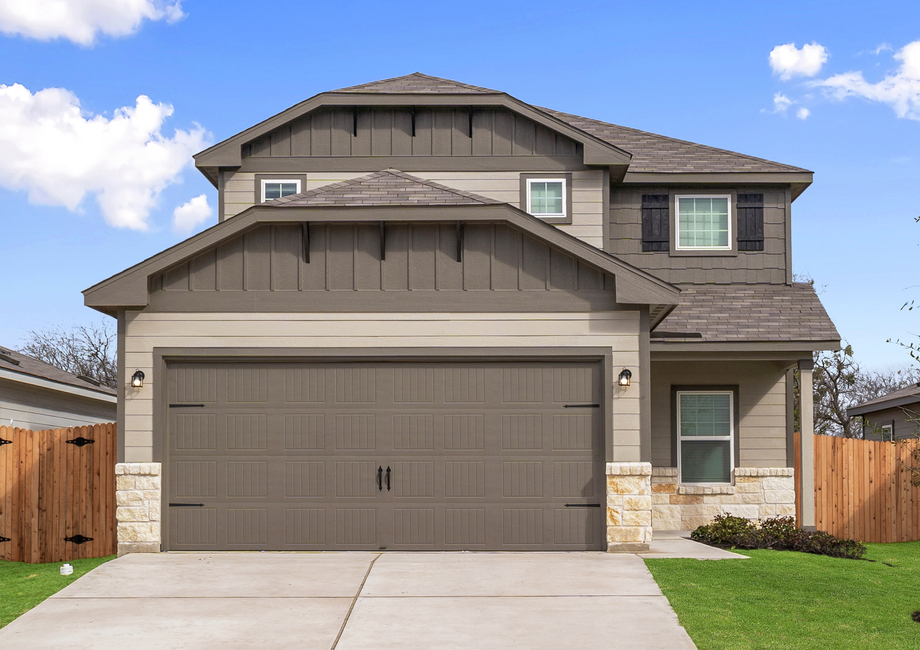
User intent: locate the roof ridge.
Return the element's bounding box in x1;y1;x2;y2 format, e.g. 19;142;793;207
538;106;811;174
334;72;499;94
378;169;500;204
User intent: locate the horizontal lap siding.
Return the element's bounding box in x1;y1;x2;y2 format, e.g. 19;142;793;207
609;186;787;284
122;311;642;463
220;170;604;249
650;360;788;468
0;381;115;432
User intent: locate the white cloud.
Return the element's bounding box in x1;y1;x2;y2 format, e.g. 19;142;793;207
172;194;212;233
773;92;794;113
0;83;208;230
796;107;810;120
812;40;920;120
770;42;828;80
872;43;893;56
0;0;184;46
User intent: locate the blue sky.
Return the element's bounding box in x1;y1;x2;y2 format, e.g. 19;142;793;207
0;0;918;371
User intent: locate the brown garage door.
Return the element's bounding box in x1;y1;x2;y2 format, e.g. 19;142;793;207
165;360;604;551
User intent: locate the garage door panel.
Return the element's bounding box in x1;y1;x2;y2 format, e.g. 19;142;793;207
167;360;603;551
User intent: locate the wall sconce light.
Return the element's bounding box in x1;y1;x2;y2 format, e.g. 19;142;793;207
131;370;145;389
618;369;632;387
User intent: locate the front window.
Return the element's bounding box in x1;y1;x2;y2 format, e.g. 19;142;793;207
676;196;731;250
261;179;301;202
526;179;566;219
678;391;733;483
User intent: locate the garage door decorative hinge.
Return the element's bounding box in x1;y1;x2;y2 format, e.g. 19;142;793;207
0;535;10;543
0;438;11;446
563;404;601;408
169;404;205;408
564;504;601;508
65;437;94;447
64;534;93;544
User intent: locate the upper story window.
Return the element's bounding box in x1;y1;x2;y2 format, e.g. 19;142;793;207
677;390;734;484
520;173;572;224
261;179;301;202
675;196;731;250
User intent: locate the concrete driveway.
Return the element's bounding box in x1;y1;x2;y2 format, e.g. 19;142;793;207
0;552;697;649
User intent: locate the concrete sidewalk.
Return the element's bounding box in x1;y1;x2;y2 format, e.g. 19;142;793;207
0;551;703;649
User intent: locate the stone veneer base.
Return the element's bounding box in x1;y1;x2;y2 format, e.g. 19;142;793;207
606;462;653;552
115;463;162;556
651;467;796;531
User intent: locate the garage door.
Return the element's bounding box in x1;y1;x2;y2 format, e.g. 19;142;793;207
165;361;604;551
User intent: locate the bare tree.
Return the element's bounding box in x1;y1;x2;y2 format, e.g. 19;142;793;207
18;321;117;389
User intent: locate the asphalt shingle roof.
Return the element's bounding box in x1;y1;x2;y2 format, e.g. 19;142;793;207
269;169;502;207
653;283;839;343
850;383;920;411
0;346;115;396
539;107;810;174
335;72;499;95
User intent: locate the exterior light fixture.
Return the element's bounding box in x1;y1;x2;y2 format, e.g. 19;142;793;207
618;369;632;387
131;370;145;388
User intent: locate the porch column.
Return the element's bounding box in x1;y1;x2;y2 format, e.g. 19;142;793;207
798;358;815;530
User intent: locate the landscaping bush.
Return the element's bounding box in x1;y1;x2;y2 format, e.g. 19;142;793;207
691;514;867;560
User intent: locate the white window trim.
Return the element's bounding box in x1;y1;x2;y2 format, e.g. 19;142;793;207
677;390;735;485
260;178;302;203
525;177;567;219
880;424;894;442
674;194;732;251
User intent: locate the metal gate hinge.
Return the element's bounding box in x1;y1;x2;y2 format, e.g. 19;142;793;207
65;437;94;447
0;535;10;543
0;438;11;446
64;534;93;545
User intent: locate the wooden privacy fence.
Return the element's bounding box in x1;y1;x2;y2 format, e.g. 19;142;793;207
814;434;920;543
0;423;117;563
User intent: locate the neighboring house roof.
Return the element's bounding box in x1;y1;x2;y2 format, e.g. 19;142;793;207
539;107;810;175
848;383;920;418
0;346;116;400
335;72;499;95
270;169;501;207
651;283;840;348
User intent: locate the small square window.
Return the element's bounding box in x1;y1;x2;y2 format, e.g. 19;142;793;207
678;391;734;484
261;179;301;202
676;196;731;250
880;424;894;442
526;178;566;219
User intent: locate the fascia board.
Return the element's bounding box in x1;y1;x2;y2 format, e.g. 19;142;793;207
0;369;117;403
83;202;679;312
194;92;632;172
650;340;841;353
622;172;814;185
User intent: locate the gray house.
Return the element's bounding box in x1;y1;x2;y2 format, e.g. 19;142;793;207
84;73;838;554
0;346;116;431
848;383;920;441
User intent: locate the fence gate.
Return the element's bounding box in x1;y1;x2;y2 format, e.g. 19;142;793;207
0;423;117;564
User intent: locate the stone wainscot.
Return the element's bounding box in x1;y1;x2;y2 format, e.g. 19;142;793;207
115;463;162;556
651;467;796;531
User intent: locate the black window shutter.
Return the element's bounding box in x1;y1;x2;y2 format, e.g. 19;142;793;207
736;193;764;251
641;194;669;252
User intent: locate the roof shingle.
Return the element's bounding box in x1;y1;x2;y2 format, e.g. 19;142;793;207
539;107;810;174
335;73;499;95
268;169;502;207
653;283;839;343
0;347;115;396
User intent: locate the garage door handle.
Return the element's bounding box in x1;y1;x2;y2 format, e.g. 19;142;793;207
169;503;205;507
377;466;383;492
563;404;600;408
385;466;391;491
564;503;601;508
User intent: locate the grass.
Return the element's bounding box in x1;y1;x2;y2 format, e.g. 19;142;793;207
645;541;920;650
0;556;114;629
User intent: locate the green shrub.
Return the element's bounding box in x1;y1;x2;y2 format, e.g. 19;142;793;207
691;514;867;560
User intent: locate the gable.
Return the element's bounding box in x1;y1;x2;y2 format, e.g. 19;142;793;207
244;106;582;160
149;222;617;313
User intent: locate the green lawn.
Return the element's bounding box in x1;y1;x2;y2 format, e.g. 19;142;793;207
646;542;920;650
0;556;114;629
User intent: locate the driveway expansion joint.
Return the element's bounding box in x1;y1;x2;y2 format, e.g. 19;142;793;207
330;553;382;650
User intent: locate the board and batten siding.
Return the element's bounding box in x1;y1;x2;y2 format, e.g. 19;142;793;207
121;310;642;464
0;379;115;431
244;107;581;160
223;170;605;249
650;360;788;469
609;186;789;284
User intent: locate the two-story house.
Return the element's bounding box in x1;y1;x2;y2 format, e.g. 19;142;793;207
85;74;839;554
